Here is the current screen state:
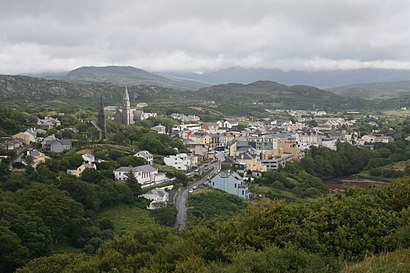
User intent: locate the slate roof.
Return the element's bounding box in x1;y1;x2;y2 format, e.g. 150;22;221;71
115;164;157;173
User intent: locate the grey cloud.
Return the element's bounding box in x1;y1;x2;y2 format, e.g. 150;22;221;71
1;0;410;74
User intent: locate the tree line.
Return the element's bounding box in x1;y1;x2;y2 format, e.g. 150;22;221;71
13;176;410;273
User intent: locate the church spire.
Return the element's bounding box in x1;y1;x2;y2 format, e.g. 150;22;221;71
123;87;130;107
97;95;105;133
122;87;131;125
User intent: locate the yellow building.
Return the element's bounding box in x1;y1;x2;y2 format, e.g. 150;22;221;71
279;137;302;159
27;149;46;168
228;140;238;157
236;152;267;172
67;163;97;177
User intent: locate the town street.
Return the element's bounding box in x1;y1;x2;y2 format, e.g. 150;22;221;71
174;161;220;230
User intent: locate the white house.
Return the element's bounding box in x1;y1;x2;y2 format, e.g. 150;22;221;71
134;150;154;165
151;124;166;134
141;186;172;210
82;153;96;163
37;116;61;129
208;171;250;199
321;138;338;150
297;130;322;151
217;119;239;129
163;153;198;171
113;165;167;185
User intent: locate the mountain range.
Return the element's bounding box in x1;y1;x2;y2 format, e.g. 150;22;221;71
330;80;410;100
190;81;370;111
30;65;410;90
168;67;410;89
4;65;410;111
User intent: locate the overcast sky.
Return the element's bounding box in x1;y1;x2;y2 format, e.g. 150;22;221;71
1;0;410;74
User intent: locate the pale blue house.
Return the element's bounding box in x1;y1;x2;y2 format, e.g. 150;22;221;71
208;171;250;199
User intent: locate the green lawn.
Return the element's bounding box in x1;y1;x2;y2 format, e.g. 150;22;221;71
358;159;410;181
357;170;394;182
341;249;410;273
250;184;297;200
97;203;155;234
154;163;176;173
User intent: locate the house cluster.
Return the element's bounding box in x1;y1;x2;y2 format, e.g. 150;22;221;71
36;116;61;129
11;148;47;168
0;127;74;154
170;113;200;122
163;110;402;180
0;119;77;170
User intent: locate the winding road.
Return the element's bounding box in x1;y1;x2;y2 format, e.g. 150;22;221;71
174;161;220;230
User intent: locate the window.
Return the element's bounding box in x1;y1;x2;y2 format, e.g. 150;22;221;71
234;183;237;188
242;190;244;195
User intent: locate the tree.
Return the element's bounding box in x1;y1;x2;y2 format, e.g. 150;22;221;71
126;171;142;197
0;162;10;180
80;168;104;184
15;253;85;273
0;226;29;273
173;171;189;187
150;206;177;227
11;214;52;258
58;176;101;211
16;183;85;242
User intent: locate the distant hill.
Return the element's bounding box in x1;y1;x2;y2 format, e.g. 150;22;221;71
1;75;408;113
331;80;410;100
169;67;410;88
64;66;210;90
191;80;370;110
0;74;185;110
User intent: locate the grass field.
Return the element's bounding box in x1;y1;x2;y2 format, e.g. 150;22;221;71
356;170;394;182
358;159;410;181
97;203;155;234
383;109;410;117
249;184;297;200
341;249;410;273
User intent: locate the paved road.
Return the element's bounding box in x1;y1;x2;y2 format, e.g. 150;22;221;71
174;161;220;230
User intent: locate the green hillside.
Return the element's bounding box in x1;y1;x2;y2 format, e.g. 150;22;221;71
192;80;371;110
0;74;182;110
1;74;408;114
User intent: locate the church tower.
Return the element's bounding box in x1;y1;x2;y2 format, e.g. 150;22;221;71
97;95;106;134
122;87;131;125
